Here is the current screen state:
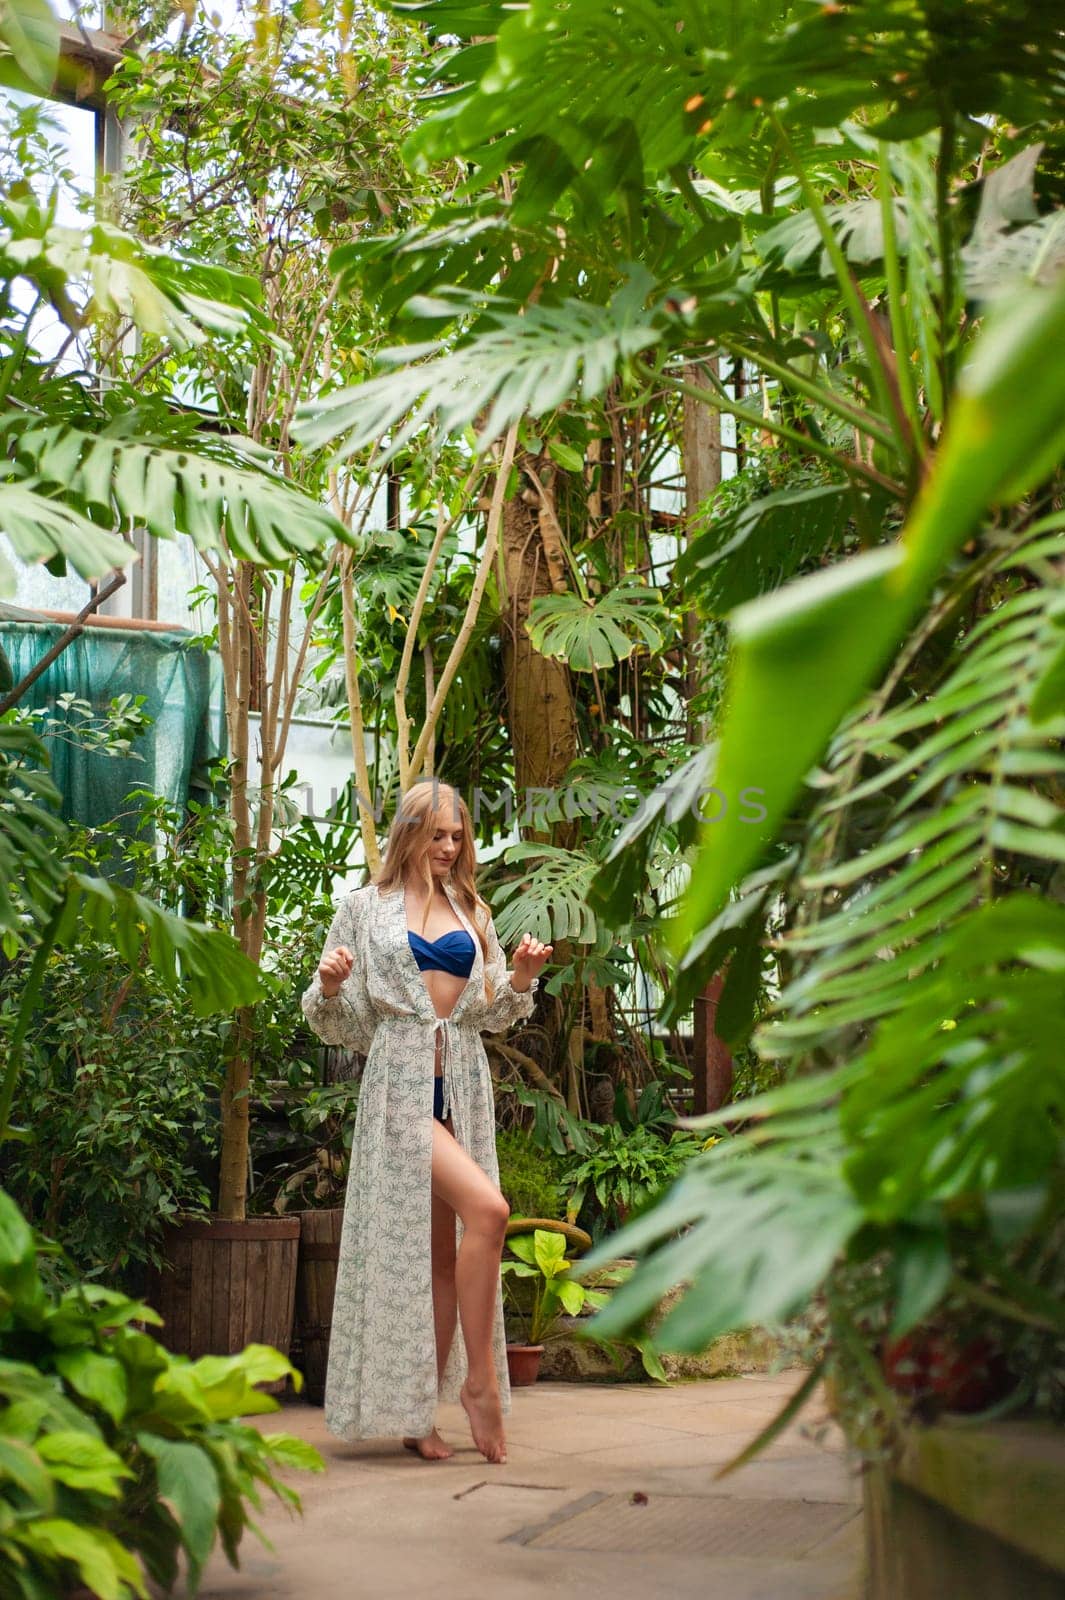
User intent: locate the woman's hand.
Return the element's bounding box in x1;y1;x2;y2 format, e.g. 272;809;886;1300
510;933;553;993
318;944;354;998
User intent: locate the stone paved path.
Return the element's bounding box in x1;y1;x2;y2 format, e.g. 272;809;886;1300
201;1375;863;1600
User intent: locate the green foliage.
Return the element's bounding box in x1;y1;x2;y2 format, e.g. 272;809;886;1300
0;1188;322;1599
560;1123;703;1241
294;270;665;461
0;780;349;1271
11;694;152;760
0;33;357;605
526;577;668;671
490;843;600;945
3;415;352;568
0;722;67;941
675;476;861;616
0;933;223;1278
501;1227;609;1345
588;537;1065;1427
0;0;58;94
495;1128;563;1221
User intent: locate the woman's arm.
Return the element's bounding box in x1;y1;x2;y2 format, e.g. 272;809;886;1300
301;890;378;1054
476;914;541;1033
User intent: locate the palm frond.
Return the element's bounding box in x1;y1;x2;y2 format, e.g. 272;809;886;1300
766;559;1065;1062
293;272;661;461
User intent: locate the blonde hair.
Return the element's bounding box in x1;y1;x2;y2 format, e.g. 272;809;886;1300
374;780;491;968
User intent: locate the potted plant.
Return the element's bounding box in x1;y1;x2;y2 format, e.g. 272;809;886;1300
501;1227;609;1385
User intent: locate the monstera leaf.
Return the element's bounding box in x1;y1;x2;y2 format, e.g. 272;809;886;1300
294;272;661;461
490;844;600;945
8;421;350;566
526;579;667;670
0;480;134;594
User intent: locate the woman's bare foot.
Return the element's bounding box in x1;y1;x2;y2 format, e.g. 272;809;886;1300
402;1429;453;1461
460;1379;507;1464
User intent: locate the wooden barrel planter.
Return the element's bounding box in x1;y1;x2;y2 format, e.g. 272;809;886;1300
293;1208;343;1405
147;1216;300;1394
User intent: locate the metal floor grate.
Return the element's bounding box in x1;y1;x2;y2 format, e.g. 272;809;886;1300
517;1493;858;1559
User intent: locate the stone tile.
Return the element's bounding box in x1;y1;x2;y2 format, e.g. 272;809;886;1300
646;1399;800;1434
201;1378;864;1600
650;1452;864;1505
492;1410;694;1455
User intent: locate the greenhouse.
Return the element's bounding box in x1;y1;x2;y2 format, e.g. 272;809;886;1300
0;1;1062;1596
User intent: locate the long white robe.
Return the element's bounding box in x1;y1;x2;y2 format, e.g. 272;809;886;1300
300;881;535;1440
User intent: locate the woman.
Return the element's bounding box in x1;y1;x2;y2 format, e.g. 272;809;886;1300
301;780;552;1465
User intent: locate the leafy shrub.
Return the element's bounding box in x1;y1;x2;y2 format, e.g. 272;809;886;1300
0;1188;322;1599
0;941;224;1280
495;1128;564;1220
560;1123;703;1240
0;790;348;1272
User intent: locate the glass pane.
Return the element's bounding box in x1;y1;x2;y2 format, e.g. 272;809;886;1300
0;542;91;615
154;535;213;632
0;90;98;366
51;0;103;26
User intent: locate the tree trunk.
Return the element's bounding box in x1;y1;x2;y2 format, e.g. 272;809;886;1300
499;459;581;1093
681;360;721;742
500;467;578;837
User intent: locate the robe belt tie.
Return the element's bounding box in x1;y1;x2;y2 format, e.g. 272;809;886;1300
434;1015;457;1123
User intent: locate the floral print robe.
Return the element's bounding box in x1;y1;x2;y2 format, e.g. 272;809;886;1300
300;882;535;1441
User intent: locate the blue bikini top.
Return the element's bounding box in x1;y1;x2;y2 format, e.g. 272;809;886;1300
408;927;476;978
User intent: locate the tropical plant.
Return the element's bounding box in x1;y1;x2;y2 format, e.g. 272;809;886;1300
287;0;1065;1451
560;1122;703;1241
0;1188;323;1599
501;1227;609;1346
0;929;222;1278
0;0;359;1213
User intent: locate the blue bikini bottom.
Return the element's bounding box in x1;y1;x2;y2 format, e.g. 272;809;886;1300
433;1076;446;1123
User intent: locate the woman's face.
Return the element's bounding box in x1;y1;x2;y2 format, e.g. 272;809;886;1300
426;809;463;879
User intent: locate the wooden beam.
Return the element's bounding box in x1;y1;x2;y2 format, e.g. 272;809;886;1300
53;22;127;111
691;973;734;1116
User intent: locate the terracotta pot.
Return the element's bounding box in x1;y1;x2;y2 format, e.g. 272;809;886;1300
506;1343;545;1386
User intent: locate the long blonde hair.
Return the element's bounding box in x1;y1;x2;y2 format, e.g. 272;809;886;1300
374;780;491;967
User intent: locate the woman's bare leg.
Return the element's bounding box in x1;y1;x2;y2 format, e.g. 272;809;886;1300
430;1187;459;1381
428;1119;509;1464
404;1187;458;1460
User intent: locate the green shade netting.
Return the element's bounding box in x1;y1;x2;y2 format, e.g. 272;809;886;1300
0;620;226;848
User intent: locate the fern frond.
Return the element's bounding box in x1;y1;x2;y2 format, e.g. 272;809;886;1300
765;548;1065;1062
